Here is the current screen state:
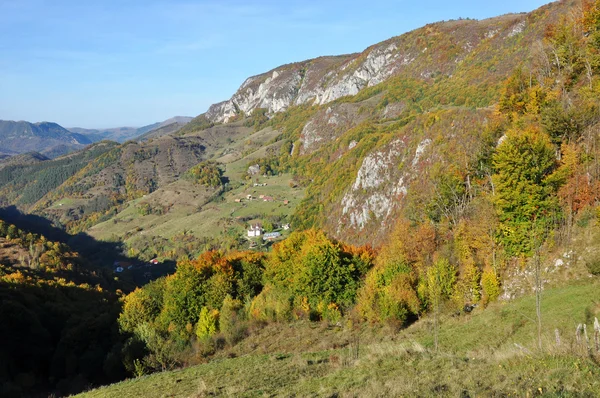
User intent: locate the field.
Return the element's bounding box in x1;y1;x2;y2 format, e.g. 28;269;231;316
76;279;600;397
88;124;301;252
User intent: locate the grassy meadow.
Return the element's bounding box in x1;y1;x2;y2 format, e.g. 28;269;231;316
77;279;600;397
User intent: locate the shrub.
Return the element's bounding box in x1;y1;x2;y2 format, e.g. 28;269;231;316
481;267;501;304
585;252;600;275
186;161;223;187
356;261;421;325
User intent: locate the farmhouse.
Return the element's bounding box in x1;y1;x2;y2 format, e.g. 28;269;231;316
247;224;262;237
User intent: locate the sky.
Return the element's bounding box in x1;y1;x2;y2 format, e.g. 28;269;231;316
0;0;552;128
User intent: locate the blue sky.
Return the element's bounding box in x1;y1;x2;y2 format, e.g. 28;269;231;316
0;0;551;128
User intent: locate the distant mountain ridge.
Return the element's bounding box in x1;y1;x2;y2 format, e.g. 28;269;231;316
0;117;193;159
69;116;193;143
0;120;91;158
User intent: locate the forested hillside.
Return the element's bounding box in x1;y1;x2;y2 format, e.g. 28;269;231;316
0;142;118;211
0;219;128;397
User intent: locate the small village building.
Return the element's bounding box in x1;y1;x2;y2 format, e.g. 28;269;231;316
247;164;260;175
150;258;159;265
283;224;290;230
263;196;274;202
247;224;262;237
263;231;281;241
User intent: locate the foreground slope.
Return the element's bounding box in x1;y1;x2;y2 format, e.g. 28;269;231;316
0;218;127;397
77;279;600;397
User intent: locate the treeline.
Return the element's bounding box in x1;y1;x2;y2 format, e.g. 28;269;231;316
118;225;496;375
118;230;376;374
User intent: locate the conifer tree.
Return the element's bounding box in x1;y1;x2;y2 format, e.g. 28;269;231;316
492;127;559;256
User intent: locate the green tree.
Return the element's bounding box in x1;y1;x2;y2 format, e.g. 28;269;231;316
186;161;223;187
492;127;560;256
196;307;219;339
427;258;456;351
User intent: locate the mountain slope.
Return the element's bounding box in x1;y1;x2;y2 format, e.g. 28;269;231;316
201;6;562;124
7;1;600;397
0;120;92;158
0;142;118;210
32;134;210;232
180;0;569;246
17;0;574;252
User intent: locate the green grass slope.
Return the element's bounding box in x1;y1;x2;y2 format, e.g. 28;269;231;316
87;124;302;258
77;279;600;397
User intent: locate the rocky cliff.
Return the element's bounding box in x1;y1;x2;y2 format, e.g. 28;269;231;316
204;9;548;124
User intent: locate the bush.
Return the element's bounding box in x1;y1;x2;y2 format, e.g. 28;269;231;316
481;267;501;304
585;252;600;275
320;302;342;324
356;263;421;325
186;161;223;187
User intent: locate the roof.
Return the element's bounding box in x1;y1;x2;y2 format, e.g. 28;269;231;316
263;232;281;238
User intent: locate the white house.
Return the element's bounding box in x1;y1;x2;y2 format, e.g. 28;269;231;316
247;224;262;237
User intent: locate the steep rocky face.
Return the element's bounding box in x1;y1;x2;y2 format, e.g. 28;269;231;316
320;107;494;245
300;102;371;155
203;9;550;124
206;55;354;123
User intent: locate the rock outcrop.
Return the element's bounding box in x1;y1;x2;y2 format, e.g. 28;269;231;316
203;11;541;123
